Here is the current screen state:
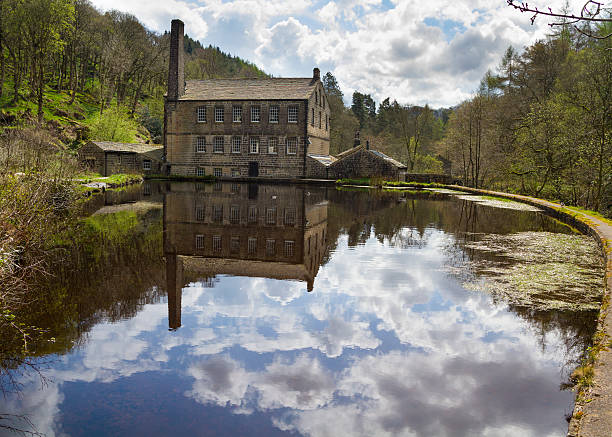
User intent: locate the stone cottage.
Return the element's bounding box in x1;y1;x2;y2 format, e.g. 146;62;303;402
163;20;332;179
78;141;163;176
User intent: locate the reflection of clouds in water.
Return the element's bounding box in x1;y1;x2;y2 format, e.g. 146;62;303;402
8;228;575;436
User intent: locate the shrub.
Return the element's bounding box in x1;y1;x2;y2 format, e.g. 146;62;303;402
88;106;139;143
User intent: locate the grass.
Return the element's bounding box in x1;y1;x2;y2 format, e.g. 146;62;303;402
563;206;612;226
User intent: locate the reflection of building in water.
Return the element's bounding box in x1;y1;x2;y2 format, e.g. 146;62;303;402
164;182;328;329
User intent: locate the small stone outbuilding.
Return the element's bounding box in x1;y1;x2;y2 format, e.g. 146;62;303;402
327;144;407;180
79;141;163;176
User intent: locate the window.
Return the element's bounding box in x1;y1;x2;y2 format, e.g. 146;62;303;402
196;234;205;249
197;167;205;177
212;235;222;252
268;137;277;154
248;206;257;223
319;111;322;129
269;105;279;123
251;105;260;123
230;237;240;254
232;106;242;123
230;205;240;224
266;239;276;256
231;136;241;154
213;168;222;178
288;105;298;123
311;108;315;126
284;240;295;257
250;137;259;154
325;115;328;131
196;206;205;221
214;182;222;191
214;137;224;154
197;106;206;122
286;137;297;155
196;136;206;153
248;237;257;254
142;159;151;170
315;91;318;105
231;183;241;193
284;208;296;226
231;168;240;177
213;204;223;222
215;107;224;123
266;207;276;225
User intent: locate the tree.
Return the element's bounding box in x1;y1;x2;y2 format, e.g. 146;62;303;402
20;0;75;122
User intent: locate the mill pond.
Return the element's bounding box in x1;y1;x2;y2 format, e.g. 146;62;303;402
1;182;604;437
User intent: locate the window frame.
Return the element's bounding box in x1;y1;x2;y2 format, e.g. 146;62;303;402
269;105;279;123
215;106;224;123
268;137;277;155
231;136;241;154
197;106;207;123
196;167;205;177
196;136;206;153
249;137;259;154
251;105;260;123
288;105;298;123
232;106;242;123
286;137;297;155
142;159;152;170
213;136;224;154
213;168;223;178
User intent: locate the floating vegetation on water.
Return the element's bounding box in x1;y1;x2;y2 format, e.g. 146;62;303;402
461;232;604;311
455;195;542;212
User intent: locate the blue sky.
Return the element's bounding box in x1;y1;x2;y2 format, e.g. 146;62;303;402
90;0;596;107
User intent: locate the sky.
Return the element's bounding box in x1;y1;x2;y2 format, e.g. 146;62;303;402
88;0;605;108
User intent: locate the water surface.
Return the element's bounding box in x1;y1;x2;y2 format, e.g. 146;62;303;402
1;182;603;437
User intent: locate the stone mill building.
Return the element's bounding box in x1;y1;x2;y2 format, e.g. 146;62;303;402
163;19;332;179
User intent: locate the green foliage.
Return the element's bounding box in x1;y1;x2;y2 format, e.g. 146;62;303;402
413;154;443;174
88;106;139;142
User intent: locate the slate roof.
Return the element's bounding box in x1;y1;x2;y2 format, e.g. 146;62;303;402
90;141;163;155
333;145;407;169
180;78;317;101
308;154;337;167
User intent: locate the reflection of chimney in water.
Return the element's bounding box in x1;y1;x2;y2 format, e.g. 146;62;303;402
166;254;182;330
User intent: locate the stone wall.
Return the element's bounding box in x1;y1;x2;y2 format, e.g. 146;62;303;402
78;142;105;175
165;99;310;178
306;81;331;156
329;148;403;180
306;156;329;179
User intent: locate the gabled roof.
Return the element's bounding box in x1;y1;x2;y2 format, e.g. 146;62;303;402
333;145;407;169
308;154;337;167
180;78;317;101
89;141;163;155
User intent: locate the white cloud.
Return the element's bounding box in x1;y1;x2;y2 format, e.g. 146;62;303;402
89;0;599;106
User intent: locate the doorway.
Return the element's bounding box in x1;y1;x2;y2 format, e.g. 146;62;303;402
248;162;259;177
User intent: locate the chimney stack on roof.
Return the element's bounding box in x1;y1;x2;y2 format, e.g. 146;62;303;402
312;67;320;83
167;19;185;101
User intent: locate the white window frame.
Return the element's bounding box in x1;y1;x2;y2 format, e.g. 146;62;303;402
248;206;257;223
266;239;276;256
197;106;206;123
142;159;152;170
286;137;297;155
231;168;240;177
213;168;223;178
196;167;205;177
231;136;241;154
196;136;206;153
230;236;240;254
215;106;224;123
213;137;224;154
269;105;279;123
196;206;205;221
232;106;242;123
266;207;276;225
250;137;259;154
288;105;298;123
251;105;260;123
230;205;240;224
268;137;277;155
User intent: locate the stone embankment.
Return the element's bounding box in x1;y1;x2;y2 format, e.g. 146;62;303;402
449;186;612;437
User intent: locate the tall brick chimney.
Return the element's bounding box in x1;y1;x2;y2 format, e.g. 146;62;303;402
167;19;185;101
312;67;320;83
